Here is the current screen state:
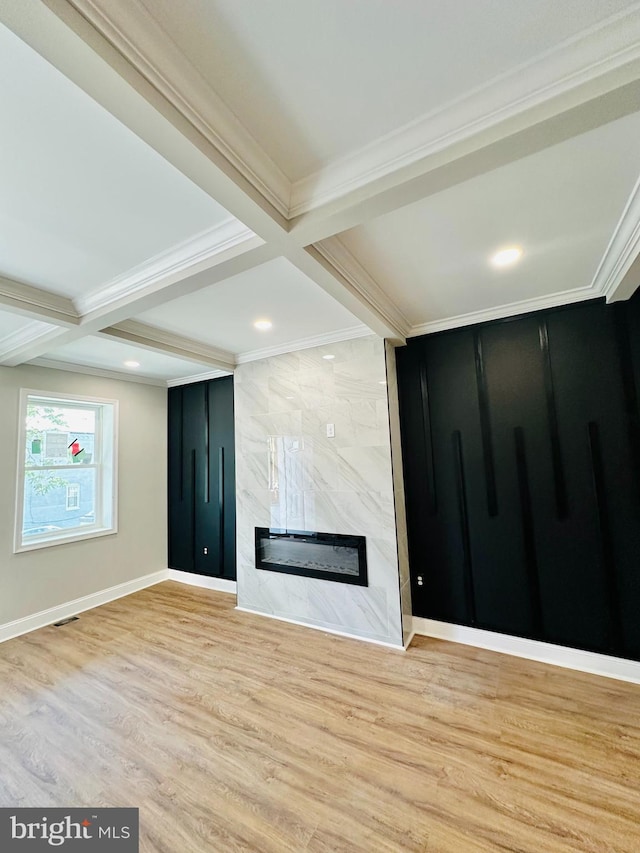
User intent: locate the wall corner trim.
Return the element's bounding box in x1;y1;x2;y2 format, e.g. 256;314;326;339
0;570;167;645
411;617;640;685
166;569;237;594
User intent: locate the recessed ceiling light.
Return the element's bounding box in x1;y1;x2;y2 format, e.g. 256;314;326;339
124;360;140;368
322;354;335;360
491;246;523;268
254;319;272;331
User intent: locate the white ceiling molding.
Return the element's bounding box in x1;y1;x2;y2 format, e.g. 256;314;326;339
312;238;410;341
100;320;236;372
166;368;231;388
0;242;277;369
235;325;372;365
288;7;640;218
51;0;640;229
27;356;167;386
0;275;79;326
408;286;602;338
75;218;259;316
13;2;486;344
0;322;70;367
63;0;291;219
5;0;636;381
78;241;277;332
591;174;640;303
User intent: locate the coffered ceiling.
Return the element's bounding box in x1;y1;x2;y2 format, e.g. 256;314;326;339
0;0;639;384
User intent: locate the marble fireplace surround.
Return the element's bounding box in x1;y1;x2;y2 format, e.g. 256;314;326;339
234;334;411;648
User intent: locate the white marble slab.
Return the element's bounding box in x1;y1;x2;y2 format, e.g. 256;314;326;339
235;334;405;646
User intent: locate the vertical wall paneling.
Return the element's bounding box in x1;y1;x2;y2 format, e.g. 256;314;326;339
168;376;236;579
398;295;640;662
473;331;498;517
538;318;568;519
613;304;640;504
191;448;197;569
218;447;225;576
587;421;622;653
204;384;210;504
452;430;476;626
514;426;543;637
419;361;437;515
179;386;184;500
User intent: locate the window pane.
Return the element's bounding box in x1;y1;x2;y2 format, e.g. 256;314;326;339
26;404;96;467
23;468;96;538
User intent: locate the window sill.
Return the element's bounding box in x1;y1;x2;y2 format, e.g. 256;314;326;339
14;525;118;554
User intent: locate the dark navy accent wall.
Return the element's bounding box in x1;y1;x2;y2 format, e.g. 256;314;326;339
397;294;640;661
168;375;236;579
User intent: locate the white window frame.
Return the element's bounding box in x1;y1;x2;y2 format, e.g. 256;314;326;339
66;483;80;511
14;389;119;553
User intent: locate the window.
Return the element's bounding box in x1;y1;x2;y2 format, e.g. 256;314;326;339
66;484;80;511
15;390;118;552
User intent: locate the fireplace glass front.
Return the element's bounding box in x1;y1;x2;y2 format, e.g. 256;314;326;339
255;528;368;586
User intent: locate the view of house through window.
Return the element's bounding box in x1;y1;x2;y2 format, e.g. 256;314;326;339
15;391;118;551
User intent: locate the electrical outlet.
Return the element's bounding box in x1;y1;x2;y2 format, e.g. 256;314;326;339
326;423;335;438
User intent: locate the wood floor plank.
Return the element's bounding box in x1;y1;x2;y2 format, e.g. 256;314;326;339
0;582;639;852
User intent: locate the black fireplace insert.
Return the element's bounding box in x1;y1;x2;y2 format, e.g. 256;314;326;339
255;528;368;586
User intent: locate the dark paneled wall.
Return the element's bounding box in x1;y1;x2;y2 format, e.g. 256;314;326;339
397;295;640;660
168;376;236;579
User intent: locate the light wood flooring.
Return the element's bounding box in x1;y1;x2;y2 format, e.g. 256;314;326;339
1;581;639;852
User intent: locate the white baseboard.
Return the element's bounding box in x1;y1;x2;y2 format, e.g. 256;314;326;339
167;569;237;594
0;570;167;645
236;605;405;650
412;617;640;685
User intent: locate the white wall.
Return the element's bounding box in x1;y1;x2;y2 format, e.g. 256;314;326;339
0;365;167;625
234;335;404;647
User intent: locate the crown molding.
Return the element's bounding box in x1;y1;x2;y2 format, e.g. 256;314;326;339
313;238;410;341
289;7;640;216
235;325;372;365
75;219;258;317
101;320;236;372
0;275;79;326
0;321;58;355
591;174;640;303
0;322;71;366
26;357;167;386
65;0;291;218
408;286;600;338
166;368;231;387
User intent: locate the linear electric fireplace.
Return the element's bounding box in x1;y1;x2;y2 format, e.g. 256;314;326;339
255;528;368;586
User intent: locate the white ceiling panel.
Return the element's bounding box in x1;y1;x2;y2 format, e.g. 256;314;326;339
136;257;364;354
138;0;635;179
340;111;640;328
0;22;234;299
38;336;216;382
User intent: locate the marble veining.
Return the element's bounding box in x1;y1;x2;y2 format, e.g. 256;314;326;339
235;334;404;647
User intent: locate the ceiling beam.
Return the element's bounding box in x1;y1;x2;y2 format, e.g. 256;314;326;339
99;321;236;372
17;0;409;340
0;239;277;367
0;275;79;327
78;239;275;329
0;322;76;367
288;79;640;246
2;0;639;377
